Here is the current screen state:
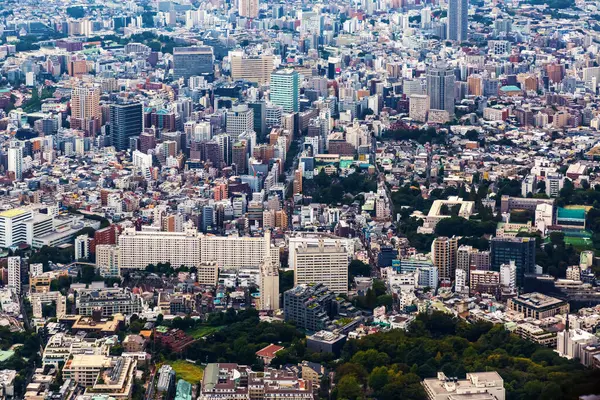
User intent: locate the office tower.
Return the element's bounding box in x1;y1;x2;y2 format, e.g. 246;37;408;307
230;52;273;84
7;145;23;181
270;69;300;113
294;240;349;294
427;65;456;116
109;103;143;151
226;104;254;140
70;85;101;135
447;0;468;42
232;141;248;174
432;236;458;281
239;0;259;18
173;46;214;81
490;236;536;288
75;235;90;260
7;257;21;295
201;205;214;232
248;101;267;139
215;134;232;165
259;231;279;310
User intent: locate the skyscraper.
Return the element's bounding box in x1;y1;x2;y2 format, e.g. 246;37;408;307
230;52;273;84
239;0;259;18
173;46;214;81
447;0;468;42
109;103;143;151
71;85;101;135
490;236;536;288
426;64;456;117
270;69;300;113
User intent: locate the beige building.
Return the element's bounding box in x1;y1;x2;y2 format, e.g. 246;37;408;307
431;236;458;281
70;85;101;134
197;262;219;286
294;240;348;294
239;0;259;18
230;52;273;85
409;94;430;122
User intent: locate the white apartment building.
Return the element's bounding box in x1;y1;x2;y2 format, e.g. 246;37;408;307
294;240;349;294
118;227;201;270
75;234;90;260
200;232;280;269
7;257;21;295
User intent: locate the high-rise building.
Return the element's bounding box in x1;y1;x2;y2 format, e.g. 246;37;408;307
226;104;255;140
294;239;349;294
239;0;259;18
432;236;458;281
232;141;248;174
173;46;214;81
109;103;143;151
0;208;35;247
259;231;279;311
214;134;232;165
7;145;23;181
70;85;101;135
426;64;456;117
270;69;300;113
7;257;21;295
293;169;303;195
230;52;272;84
75;235;89;261
248;101;267;139
490;236;536;288
447;0;468;42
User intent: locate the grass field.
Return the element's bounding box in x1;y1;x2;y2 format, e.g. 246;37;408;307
170;360;204;383
185;325;223;339
564;236;594;250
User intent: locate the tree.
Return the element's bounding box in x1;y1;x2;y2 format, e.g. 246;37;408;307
349;260;370;279
368;366;390;391
336;375;363;400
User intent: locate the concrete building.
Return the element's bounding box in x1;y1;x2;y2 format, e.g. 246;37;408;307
423;372;505;400
294;240;349;294
226;104;255;140
75;234;89;261
230;52;273;84
507;292;569;320
117;226;201;270
173;46;214;80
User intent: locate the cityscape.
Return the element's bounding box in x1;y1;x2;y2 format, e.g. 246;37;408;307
0;0;600;399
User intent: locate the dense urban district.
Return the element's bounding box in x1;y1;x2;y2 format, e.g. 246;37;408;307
2;0;600;399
